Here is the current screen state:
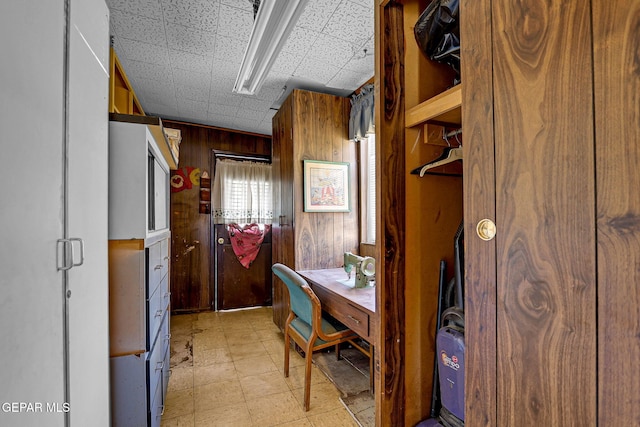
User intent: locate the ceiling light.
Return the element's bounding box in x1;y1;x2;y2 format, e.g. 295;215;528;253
233;0;309;96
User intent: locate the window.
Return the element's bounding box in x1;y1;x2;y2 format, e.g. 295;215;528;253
212;159;273;225
360;135;376;244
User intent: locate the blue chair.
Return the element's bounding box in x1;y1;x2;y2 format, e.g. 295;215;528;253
272;263;359;411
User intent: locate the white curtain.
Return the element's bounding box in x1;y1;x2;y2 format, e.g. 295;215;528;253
212;159;273;224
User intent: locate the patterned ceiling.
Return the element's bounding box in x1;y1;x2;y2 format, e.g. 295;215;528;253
105;0;375;136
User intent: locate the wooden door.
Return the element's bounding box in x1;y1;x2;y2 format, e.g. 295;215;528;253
593;0;640;424
463;0;597;425
215;224;272;310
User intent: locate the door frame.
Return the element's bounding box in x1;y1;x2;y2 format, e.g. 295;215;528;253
209;149;271;310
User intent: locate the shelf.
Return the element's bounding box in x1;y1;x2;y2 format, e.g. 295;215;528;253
109;48;145;116
109;113;179;170
405;84;462;128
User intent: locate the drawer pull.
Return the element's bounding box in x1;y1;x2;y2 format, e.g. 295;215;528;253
155;309;163;317
347;315;361;325
154;264;162;270
164;291;171;298
155;361;164;371
159;404;165;416
164;256;169;261
165;333;172;341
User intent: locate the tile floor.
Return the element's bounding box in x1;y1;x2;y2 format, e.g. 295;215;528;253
160;307;361;427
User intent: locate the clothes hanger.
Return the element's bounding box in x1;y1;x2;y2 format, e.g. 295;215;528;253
410;128;463;177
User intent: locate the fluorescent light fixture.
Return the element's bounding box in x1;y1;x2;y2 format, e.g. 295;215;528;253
233;0;309;96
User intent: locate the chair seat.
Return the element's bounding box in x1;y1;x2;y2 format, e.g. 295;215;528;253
290;313;351;346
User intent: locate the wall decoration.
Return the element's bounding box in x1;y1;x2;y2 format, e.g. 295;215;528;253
170;168;189;192
199;171;211;214
303;160;350;212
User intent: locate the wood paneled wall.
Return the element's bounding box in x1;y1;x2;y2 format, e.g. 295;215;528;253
271;89;360;331
165;120;271;312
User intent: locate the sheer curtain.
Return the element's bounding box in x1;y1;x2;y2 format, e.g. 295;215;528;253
212;159;273;224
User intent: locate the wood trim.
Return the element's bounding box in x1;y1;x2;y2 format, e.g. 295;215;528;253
460;0;497;424
375;2;405;426
163;118;271;138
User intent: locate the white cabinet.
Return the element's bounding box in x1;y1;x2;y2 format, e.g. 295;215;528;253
108;119;171;240
108;118;172;427
0;1;110;426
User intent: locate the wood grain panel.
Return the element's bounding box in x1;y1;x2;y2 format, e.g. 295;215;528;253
402;0;465;423
376;3;406;426
593;1;640;424
271;90;358;330
491;1;596;424
460;0;497;425
164;120;271;312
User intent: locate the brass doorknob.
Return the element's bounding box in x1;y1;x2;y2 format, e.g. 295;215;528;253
476;219;496;241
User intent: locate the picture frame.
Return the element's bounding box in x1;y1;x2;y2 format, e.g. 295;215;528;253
303;160;350;212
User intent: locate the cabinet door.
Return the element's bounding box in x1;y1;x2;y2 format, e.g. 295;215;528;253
0;3;67;426
463;0;597;425
66;0;111;424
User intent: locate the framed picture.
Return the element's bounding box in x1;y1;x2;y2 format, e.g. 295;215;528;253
303;160;350;212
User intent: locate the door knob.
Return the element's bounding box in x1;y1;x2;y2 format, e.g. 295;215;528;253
476;219;496;241
217;238;225;244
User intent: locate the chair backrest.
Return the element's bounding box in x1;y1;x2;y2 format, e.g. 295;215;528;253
272;263;317;326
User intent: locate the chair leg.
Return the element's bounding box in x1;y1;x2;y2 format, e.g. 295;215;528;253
284;329;290;378
303;344;313;411
335;343;341;361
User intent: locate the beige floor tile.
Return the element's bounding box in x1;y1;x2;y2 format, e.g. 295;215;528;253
306;407;359;427
160;412;195;427
194;379;245;413
171;313;197;330
195;401;252;427
239;370;290;400
163;388;194;420
193;347;233;367
234;354;278;378
194;361;238;386
162;308;362;427
291;381;344;415
224;328;260;345
247;390;307;427
192;330;228;352
227;341;269;361
168;366;194;392
284;363;332;390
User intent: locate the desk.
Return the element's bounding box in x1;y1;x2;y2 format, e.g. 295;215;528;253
297;268;376;344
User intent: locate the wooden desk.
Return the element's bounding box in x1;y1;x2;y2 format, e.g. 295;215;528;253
297;268;376;343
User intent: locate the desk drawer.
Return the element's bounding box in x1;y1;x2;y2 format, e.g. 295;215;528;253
341;303;370;338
